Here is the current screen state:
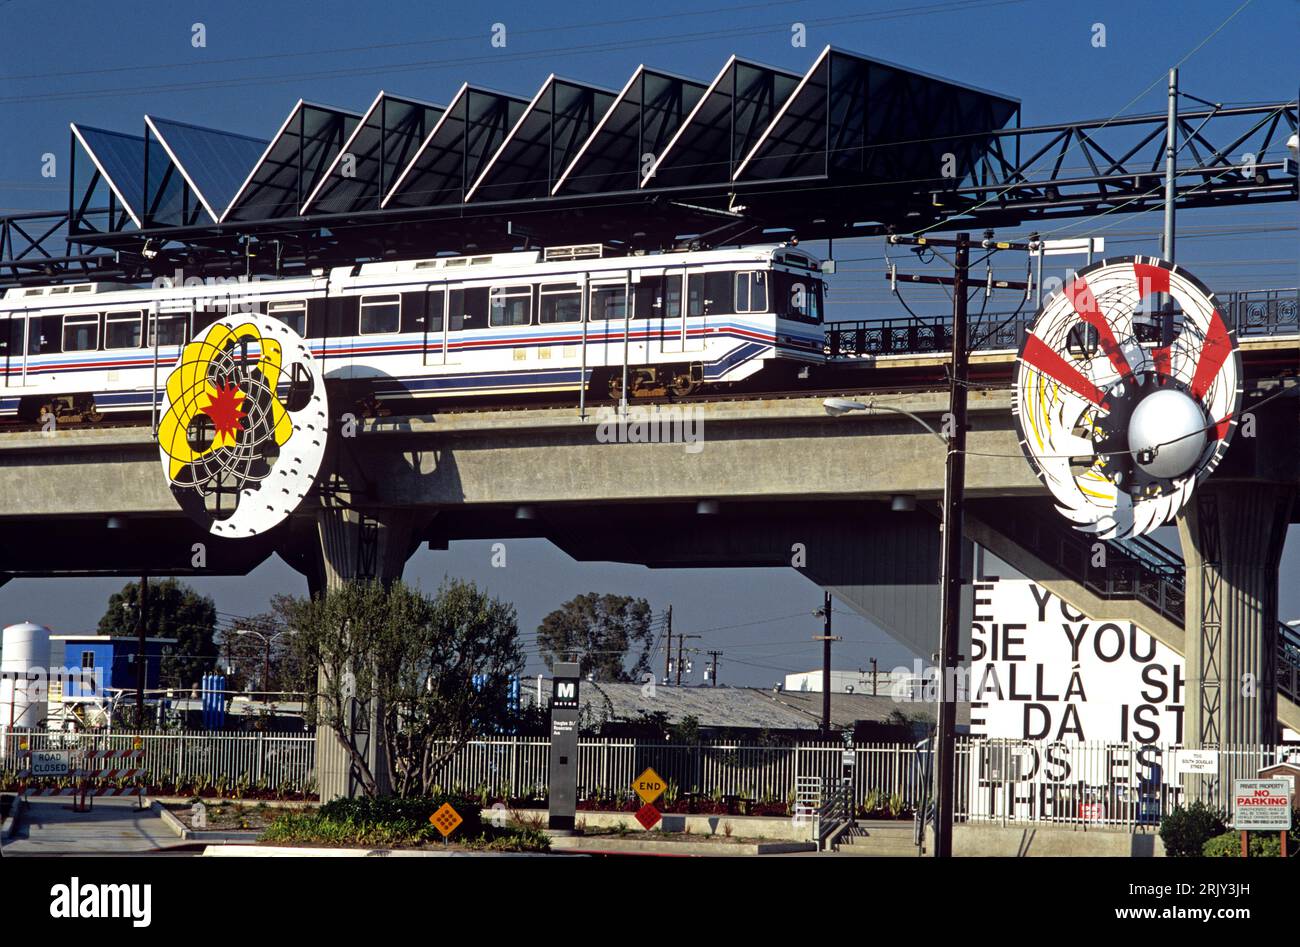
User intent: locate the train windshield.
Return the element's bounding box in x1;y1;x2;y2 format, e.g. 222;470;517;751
773;271;823;324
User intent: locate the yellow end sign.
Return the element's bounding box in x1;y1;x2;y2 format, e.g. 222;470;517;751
429;802;463;838
634;767;665;804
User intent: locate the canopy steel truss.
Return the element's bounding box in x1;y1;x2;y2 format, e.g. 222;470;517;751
0;45;1294;288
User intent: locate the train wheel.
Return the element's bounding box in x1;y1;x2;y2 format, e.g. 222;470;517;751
606;374;624;401
669;374;698;399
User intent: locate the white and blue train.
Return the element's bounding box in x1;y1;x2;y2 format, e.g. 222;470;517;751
0;243;827;421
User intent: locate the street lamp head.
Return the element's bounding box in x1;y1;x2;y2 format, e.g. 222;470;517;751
823;397;868;416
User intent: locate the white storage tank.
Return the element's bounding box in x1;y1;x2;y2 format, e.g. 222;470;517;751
1;621;51;730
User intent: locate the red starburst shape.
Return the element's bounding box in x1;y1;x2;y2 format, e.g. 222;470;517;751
635;803;661;830
201;380;247;442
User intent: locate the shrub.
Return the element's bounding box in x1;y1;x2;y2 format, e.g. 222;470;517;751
1159;801;1226;857
1202;830;1285;858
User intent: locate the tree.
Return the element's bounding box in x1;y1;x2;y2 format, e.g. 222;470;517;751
98;579;218;690
213;595;309;695
536;593;655;682
286;578;522;798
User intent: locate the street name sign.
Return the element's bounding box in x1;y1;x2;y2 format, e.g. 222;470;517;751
1175;750;1219;775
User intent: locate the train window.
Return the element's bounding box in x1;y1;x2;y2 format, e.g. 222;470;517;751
268;300;307;336
104;310;143;349
359;294;401;334
447;287;487;331
632;277;672;320
29;315;61;354
427;290;445;333
734;272;769;313
2;317;22;357
687;272;733;316
589;284;627;321
489;285;532;327
149;312;189;347
539;283;581;324
62;315;99;352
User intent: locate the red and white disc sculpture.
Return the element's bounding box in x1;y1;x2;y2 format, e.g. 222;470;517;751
1013;256;1241;539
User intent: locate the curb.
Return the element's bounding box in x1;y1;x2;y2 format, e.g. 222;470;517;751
203;845;543;858
547;835;816;856
151;800;192;840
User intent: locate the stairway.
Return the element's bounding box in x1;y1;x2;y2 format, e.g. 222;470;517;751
967;498;1300;732
830;820;920;856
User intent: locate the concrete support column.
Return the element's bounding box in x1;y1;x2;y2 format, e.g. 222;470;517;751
312;506;417;593
1178;483;1294;754
310;506;421;801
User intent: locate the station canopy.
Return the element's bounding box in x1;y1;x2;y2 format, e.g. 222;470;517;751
65;45;1020;270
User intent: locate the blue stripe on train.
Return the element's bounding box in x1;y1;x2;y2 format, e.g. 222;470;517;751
374;367;588;396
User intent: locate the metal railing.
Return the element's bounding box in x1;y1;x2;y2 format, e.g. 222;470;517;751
0;728;316;792
825;287;1298;359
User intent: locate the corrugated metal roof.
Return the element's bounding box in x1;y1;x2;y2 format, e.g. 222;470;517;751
522;680;969;730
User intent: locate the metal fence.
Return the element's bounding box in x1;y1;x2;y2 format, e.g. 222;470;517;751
952;739;1297;829
436;738;931;806
0;728;316;793
2;728;1292;827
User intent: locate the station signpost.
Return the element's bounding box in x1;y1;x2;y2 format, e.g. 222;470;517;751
547;661;582;833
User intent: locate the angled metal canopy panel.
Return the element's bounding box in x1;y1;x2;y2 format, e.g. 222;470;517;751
464;75;617;203
222;100;362;223
145;116;269;225
551;66;708;196
640;55;801;190
300;91;445;216
383;84;529;209
734;46;1020;185
70;125;146;228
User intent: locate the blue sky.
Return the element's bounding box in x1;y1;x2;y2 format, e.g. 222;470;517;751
0;0;1296;685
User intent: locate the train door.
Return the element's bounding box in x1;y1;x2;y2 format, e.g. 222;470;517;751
2;310;26;386
444;285;466;366
423;287;447;366
656;266;686;355
685;269;719;352
623;271;648;367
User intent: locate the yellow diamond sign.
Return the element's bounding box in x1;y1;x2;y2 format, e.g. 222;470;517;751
429;802;463;838
633;767;666;805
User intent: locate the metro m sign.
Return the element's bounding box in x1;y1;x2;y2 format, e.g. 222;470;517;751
552;676;580;710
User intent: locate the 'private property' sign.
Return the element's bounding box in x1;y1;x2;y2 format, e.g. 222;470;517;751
1231;779;1293;831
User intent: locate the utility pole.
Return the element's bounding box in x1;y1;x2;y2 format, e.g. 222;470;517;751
706;650;722;686
675;634;701;686
934;232;970;860
813;592;841;734
1162;67;1178;347
663;606;673;684
870;657;879;696
884;230;1031;857
136;574;149;722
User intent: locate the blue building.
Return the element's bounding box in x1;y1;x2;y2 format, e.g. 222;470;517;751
50;634;176;703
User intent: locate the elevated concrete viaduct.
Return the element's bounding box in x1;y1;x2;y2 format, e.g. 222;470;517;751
0;380;1296;750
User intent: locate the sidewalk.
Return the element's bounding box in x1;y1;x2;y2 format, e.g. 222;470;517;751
1;797;188;856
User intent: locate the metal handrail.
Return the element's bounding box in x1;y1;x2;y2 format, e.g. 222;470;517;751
825;288;1298;358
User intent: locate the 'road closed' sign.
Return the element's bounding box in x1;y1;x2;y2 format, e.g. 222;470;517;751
31;750;71;776
1232;779;1292;831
